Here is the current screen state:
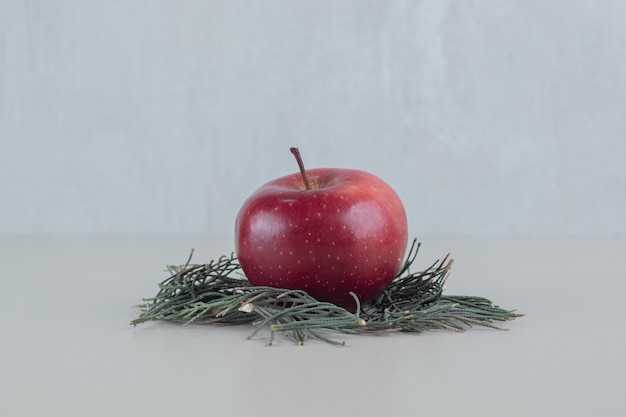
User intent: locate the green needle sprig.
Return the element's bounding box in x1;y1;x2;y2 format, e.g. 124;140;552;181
131;239;522;345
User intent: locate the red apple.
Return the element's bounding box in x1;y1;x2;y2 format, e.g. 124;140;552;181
235;148;408;310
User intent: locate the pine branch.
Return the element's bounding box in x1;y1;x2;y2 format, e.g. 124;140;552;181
131;240;522;345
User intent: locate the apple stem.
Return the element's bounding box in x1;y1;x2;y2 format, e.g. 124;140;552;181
290;147;311;190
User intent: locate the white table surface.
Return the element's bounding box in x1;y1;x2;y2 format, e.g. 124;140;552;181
1;236;624;417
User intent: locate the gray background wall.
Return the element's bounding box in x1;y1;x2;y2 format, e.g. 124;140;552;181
2;1;625;237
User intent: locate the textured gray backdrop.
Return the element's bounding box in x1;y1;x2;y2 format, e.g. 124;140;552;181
1;1;625;236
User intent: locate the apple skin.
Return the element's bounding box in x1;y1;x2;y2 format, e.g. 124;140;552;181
235;167;408;310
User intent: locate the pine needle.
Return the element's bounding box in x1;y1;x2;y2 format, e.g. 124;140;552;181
131;239;522;345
